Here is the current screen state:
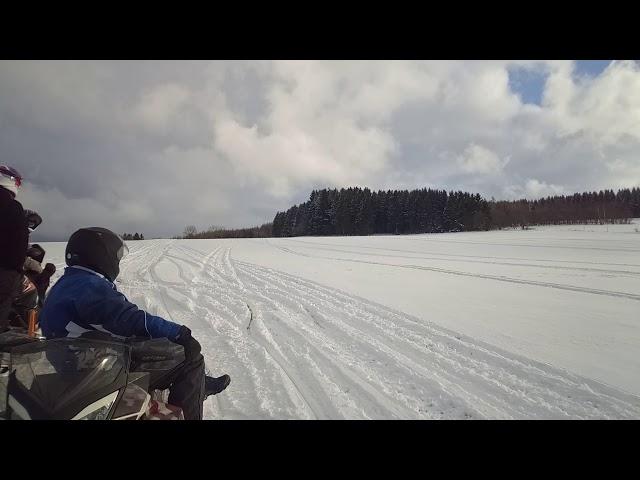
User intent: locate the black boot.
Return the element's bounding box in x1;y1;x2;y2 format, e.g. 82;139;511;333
205;374;230;397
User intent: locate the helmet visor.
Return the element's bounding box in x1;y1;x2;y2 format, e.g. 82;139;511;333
117;241;129;261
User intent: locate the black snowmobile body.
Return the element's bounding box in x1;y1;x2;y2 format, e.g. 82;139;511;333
1;333;186;420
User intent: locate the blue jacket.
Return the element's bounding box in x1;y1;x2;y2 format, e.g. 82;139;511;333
39;266;182;340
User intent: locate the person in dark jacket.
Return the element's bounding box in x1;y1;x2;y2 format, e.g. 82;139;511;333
0;165;28;331
23;244;56;307
39;227;230;419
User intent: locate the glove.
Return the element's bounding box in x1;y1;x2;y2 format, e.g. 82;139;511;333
24;210;43;232
43;263;56;276
173;325;202;360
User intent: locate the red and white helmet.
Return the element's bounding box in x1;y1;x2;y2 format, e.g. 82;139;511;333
0;165;23;196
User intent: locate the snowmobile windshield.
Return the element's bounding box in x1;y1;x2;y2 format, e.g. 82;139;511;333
8;337;130;419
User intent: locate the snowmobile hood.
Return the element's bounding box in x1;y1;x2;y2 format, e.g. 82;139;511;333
7;337;130;420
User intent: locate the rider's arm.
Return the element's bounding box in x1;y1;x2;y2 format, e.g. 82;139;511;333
76;278;182;340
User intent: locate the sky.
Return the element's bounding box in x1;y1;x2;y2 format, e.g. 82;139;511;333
1;60;639;241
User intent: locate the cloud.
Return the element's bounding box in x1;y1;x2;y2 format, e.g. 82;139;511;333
606;157;640;188
1;60;639;240
502;179;565;200
457;144;509;174
133;83;191;131
525;178;564;197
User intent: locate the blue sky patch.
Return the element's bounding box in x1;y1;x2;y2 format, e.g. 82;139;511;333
508;67;548;105
509;60;612;106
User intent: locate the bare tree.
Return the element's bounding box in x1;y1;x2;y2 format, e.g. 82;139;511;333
183;225;197;238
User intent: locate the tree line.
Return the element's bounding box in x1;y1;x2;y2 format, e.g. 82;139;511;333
272;187;492;237
122;232;145;240
180;186;640;239
180;223;273;239
490;188;640;229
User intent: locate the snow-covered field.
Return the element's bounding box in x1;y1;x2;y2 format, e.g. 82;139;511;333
40;222;640;419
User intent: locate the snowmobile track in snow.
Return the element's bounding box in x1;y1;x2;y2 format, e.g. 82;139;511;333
111;240;640;419
269;242;640;302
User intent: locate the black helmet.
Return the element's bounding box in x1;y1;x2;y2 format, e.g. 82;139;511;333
65;227;129;282
27;244;46;263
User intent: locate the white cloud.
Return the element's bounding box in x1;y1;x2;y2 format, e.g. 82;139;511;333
606;157;640;188
502;179;565;200
457;144;509;174
525;178;565;197
543;60;640;146
133;83;191;131
2;60;640;239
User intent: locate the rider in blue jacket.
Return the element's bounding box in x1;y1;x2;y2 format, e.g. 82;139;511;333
40;263;182;340
39;227;230;419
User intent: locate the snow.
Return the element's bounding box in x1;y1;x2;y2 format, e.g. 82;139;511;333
39;221;640;419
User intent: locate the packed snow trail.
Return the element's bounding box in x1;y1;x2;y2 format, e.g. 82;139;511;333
107;240;640;419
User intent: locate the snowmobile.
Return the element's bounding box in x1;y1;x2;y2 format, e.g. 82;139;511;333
1;332;189;420
7;212;48;335
0;212;186;420
1;260;187;420
1;276;189;420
